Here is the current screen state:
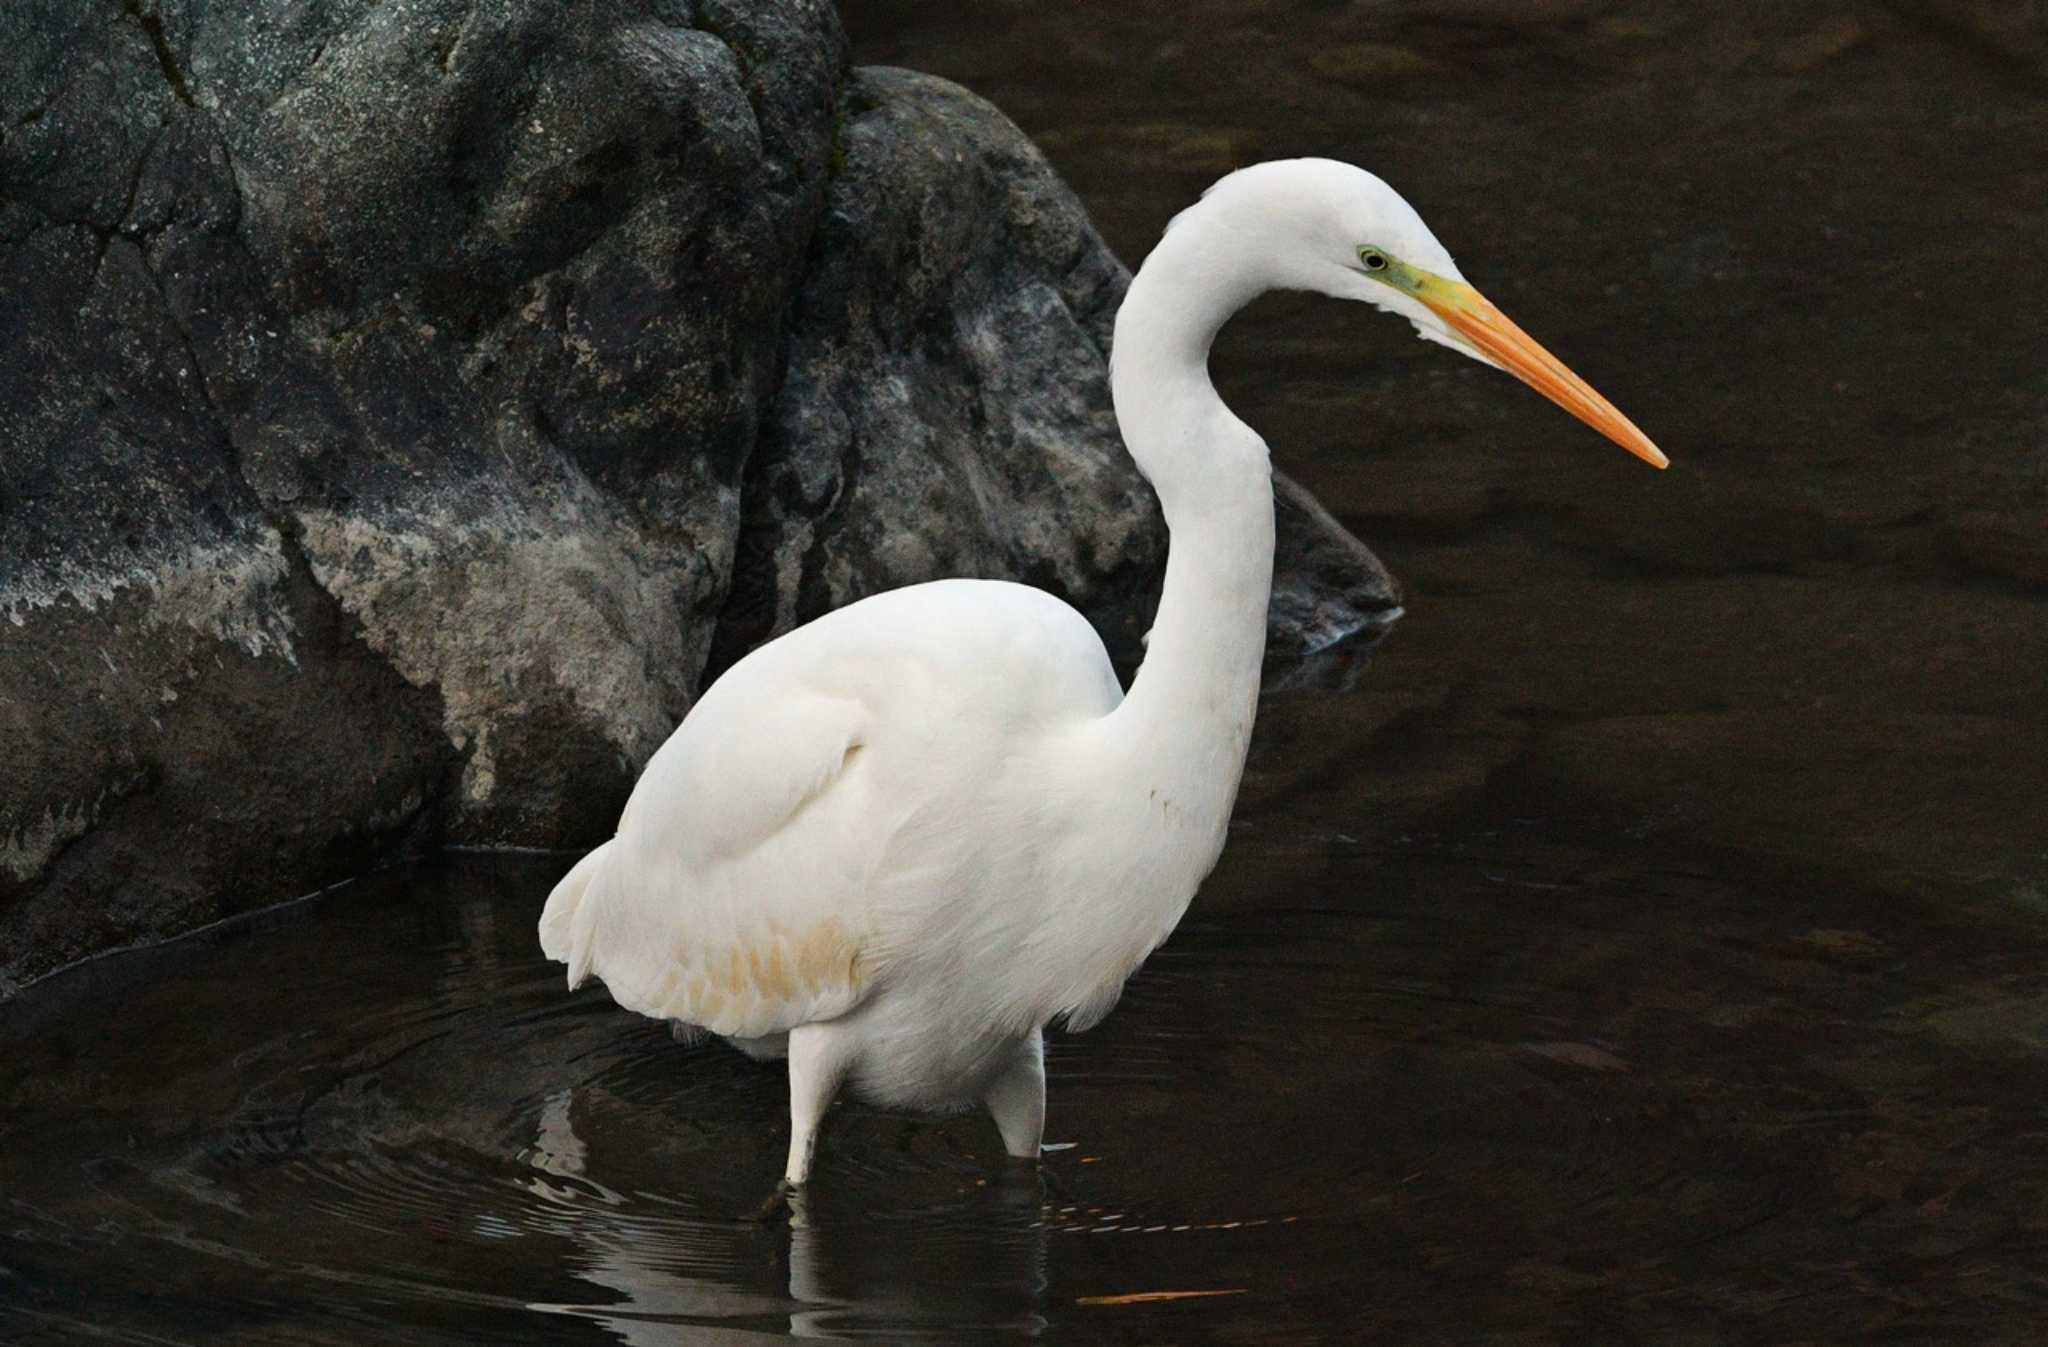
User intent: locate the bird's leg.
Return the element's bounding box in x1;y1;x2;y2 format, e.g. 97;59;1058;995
783;1022;852;1187
983;1030;1046;1161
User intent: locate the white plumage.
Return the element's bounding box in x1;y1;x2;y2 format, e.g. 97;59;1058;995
540;160;1664;1185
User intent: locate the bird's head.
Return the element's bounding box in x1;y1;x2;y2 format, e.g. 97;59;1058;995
1191;158;1667;468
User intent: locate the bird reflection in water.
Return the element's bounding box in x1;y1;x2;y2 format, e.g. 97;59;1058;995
517;1088;1050;1341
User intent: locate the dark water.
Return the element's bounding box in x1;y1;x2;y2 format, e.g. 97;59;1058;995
5;821;2047;1343
9;1;2048;1342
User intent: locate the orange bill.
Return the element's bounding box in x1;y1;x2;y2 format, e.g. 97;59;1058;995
1418;278;1668;469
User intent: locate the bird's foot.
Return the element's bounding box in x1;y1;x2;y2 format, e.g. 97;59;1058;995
743;1179;800;1225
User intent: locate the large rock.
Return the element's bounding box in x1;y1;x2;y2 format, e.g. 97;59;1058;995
0;0;1397;995
711;66;1160;674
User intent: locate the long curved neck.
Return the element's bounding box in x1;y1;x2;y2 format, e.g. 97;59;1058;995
1104;211;1276;815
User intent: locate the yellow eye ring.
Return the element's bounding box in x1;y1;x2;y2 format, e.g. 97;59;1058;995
1358;247;1390;272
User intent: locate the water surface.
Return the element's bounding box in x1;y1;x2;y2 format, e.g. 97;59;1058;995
6;808;2046;1342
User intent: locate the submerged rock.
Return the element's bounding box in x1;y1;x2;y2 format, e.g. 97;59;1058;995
0;0;1396;993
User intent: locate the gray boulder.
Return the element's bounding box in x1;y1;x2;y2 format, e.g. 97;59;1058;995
0;0;1397;995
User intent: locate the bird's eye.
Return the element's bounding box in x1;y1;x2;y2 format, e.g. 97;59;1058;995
1358;248;1389;272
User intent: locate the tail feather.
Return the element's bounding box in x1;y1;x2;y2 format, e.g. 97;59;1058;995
538;840;613;990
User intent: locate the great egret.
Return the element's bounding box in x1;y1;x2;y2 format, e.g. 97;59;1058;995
539;158;1665;1186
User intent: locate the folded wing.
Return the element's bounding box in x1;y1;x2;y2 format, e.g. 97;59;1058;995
539;681;879;1040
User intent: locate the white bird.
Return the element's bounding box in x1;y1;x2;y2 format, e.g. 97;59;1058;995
539;159;1665;1187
